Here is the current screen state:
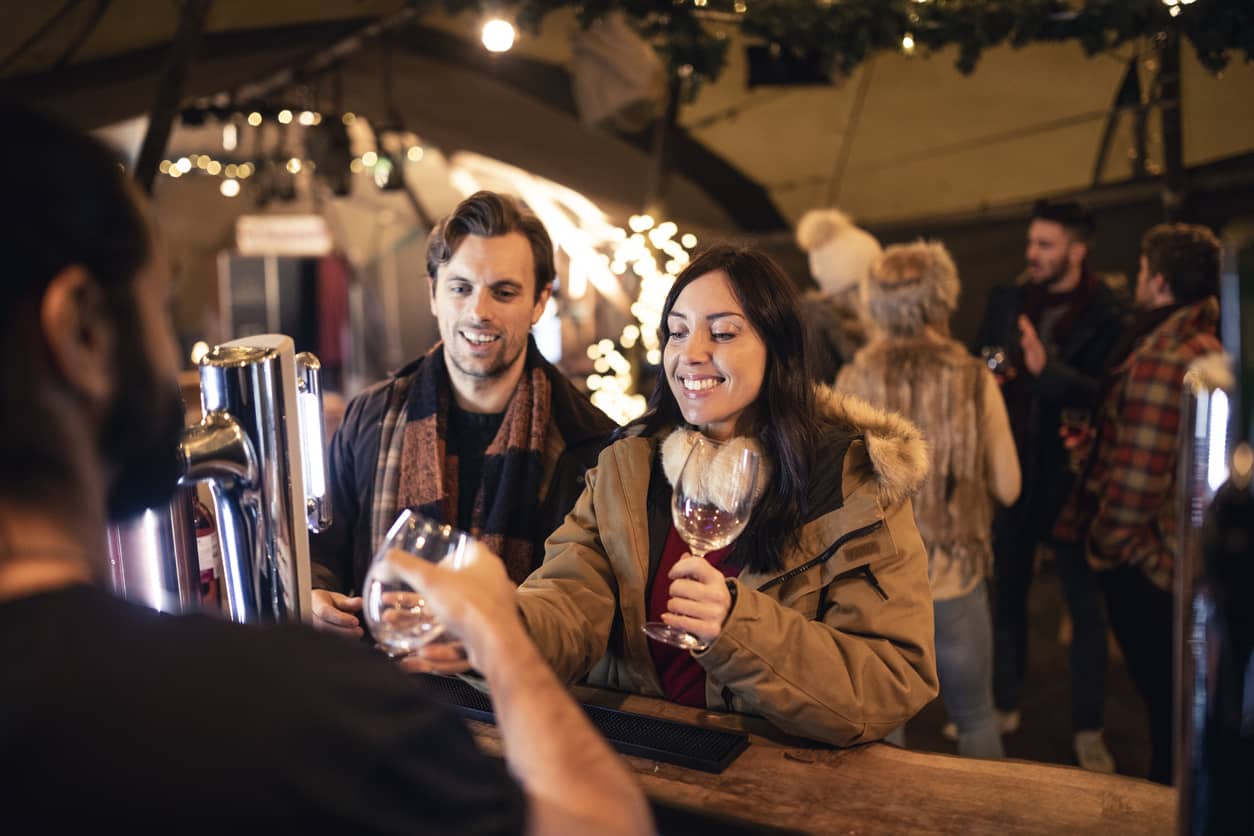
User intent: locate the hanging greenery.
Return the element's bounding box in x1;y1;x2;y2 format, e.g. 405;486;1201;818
441;0;1253;84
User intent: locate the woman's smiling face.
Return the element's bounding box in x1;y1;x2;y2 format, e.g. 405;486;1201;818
663;269;767;441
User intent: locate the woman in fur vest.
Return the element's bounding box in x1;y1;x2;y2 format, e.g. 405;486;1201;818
508;244;938;746
837;240;1021;758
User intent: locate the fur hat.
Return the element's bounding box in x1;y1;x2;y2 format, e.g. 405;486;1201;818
796;209;883;296
865;239;960;336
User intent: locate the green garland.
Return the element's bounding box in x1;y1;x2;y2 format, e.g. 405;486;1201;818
440;0;1253;83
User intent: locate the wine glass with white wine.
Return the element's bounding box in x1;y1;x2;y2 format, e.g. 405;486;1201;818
643;436;760;651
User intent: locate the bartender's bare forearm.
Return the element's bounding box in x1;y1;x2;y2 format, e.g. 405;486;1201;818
476;617;652;836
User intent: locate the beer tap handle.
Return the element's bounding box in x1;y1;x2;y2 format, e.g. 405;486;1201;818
295;352;333;532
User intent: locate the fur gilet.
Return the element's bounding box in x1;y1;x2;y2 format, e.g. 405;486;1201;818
837;335;993;595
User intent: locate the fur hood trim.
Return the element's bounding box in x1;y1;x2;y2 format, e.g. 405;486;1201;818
817;385;929;507
660;430;770;511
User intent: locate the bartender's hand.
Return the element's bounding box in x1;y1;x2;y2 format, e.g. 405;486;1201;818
1018;315;1046;377
662;554;733;647
310;589;364;638
388;541;521;676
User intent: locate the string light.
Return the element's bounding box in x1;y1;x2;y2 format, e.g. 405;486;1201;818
1161;0;1196;13
361;150;378;167
407;145;425;162
902;33;916;54
481;18;516;53
286;157;303;174
247;111;263;127
219;179;240;197
277;109;294;125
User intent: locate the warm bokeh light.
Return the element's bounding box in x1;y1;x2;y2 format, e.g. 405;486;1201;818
481;18;516;53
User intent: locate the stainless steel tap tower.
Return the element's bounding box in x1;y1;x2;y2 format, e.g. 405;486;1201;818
107;334;331;624
1176;222;1254;835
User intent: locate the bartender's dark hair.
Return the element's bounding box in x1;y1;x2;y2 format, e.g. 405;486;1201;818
0;103;150;504
629;244;825;573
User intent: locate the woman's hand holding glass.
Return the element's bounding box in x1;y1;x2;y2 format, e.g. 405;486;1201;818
660;553;734;645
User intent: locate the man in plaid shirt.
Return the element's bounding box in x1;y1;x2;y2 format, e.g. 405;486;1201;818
1055;223;1222;785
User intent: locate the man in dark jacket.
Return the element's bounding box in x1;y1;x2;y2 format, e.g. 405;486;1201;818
970;200;1126;772
310;191;616;637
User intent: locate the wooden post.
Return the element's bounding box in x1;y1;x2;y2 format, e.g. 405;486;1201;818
133;0;213;193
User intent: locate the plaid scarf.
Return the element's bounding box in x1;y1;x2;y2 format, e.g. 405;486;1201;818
371;342;556;583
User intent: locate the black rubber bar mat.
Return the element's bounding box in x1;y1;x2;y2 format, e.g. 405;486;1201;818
415;673;750;774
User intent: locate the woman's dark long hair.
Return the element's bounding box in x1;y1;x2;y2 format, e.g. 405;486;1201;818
627;244;825;573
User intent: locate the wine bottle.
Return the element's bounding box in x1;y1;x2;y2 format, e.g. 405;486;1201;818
191;494;222;612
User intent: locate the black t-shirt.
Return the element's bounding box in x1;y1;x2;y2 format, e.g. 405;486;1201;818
0;585;526;833
448;404;506;530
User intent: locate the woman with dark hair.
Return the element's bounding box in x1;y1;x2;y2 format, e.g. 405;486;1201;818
513;244;938;745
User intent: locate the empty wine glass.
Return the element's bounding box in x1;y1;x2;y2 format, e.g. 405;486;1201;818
362;510;470;658
643;436;760;652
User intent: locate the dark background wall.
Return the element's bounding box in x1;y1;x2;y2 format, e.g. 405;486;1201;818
866;153;1254;347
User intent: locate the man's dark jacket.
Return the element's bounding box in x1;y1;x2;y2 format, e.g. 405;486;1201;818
971;276;1127;538
311;348;616;594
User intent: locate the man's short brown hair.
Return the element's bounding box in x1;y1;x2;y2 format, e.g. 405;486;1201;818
1141;223;1220;305
425;191;554;301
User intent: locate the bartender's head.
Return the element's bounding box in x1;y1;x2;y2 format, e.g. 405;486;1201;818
654;244;813;443
0;105;184;523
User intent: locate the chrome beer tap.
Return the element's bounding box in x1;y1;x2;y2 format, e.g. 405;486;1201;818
107;334;331;624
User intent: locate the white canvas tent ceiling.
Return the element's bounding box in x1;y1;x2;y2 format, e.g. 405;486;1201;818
3;0;1252;232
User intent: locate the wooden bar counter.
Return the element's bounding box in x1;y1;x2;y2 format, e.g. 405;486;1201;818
467;686;1175;834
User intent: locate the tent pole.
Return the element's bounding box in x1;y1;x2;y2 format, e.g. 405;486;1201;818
643;73;683;218
133;0;213;193
1158;29;1187;222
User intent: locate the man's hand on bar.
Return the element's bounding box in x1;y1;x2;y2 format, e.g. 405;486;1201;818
310;589;364;638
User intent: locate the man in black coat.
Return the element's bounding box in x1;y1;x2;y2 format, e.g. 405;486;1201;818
970;200;1126;772
309;192;616;637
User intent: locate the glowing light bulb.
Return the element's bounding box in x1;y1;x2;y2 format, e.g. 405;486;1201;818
481;19;516;53
220;179;240;197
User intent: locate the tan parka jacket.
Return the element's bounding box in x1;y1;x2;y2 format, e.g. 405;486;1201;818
516;388;938;746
